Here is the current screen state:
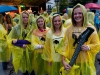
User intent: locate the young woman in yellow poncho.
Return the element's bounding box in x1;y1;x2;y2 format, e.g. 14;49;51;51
42;14;66;75
57;4;100;75
31;15;50;75
7;11;34;75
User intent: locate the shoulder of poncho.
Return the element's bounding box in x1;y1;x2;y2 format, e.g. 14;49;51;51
62;27;67;32
87;24;96;30
46;29;52;37
33;29;38;34
66;25;73;30
64;25;73;36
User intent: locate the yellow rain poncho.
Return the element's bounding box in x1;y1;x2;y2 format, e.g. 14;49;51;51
56;4;100;75
42;11;50;27
13;13;20;24
29;13;37;29
31;15;50;75
48;6;58;28
42;14;66;75
87;12;95;25
7;11;34;73
63;8;73;28
50;6;57;16
0;24;11;62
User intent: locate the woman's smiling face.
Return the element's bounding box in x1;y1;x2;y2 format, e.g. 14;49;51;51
53;15;62;29
37;17;44;28
73;7;83;24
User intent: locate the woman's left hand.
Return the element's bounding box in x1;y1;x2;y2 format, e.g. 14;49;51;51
12;39;17;44
23;44;27;48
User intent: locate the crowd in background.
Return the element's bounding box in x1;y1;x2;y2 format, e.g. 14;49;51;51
0;3;100;75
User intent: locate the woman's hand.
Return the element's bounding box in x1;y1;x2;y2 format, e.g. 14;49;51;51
41;45;44;49
22;44;27;48
12;39;17;44
62;60;71;71
81;44;90;51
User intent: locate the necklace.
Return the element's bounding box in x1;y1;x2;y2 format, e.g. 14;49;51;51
73;26;85;37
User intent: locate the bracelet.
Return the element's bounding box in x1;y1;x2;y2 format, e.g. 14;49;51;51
88;46;90;50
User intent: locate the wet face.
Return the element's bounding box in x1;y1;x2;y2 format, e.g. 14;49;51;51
22;13;29;25
37;17;45;28
73;7;83;24
53;15;62;29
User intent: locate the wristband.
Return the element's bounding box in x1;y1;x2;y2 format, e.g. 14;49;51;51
88;46;90;50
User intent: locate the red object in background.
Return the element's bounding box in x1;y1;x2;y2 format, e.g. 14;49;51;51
12;10;19;13
9;10;19;18
9;12;15;18
63;9;66;13
85;3;100;9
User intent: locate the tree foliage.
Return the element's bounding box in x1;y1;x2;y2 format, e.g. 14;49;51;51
59;0;98;13
59;0;69;13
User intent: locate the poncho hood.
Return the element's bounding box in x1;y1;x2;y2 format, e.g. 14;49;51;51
71;3;88;27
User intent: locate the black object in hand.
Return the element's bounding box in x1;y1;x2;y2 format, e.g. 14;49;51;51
69;27;94;67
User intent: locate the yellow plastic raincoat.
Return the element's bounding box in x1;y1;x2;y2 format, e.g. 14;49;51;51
87;12;95;25
13;13;20;24
0;24;11;62
42;11;50;27
63;8;73;28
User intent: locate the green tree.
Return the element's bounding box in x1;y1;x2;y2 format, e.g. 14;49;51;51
59;0;98;13
59;0;69;13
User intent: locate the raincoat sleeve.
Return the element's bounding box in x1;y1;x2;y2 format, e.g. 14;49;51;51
86;27;100;54
55;29;68;57
7;26;23;73
7;26;19;45
42;31;52;62
31;34;40;50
